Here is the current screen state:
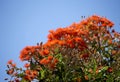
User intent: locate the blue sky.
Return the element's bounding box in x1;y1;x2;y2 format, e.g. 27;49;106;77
0;0;120;81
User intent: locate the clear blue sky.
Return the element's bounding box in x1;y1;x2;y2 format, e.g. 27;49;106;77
0;0;120;81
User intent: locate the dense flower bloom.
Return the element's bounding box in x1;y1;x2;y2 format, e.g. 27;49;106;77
24;70;38;81
6;15;120;82
40;49;50;56
19;46;41;61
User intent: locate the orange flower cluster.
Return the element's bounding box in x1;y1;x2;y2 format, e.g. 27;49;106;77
45;28;88;50
44;15;114;51
18;15;115;71
7;60;16;69
19;46;40;61
39;49;50;56
39;56;58;69
24;70;38;81
7;60;17;77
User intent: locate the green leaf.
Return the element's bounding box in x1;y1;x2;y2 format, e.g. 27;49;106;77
88;73;92;79
95;72;103;79
40;69;45;79
17;73;24;78
101;66;108;71
21;79;28;82
106;76;114;82
55;53;63;62
116;70;120;76
93;59;97;74
104;54;110;58
54;48;59;53
55;76;59;81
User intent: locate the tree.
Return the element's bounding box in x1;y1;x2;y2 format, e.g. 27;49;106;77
5;15;120;82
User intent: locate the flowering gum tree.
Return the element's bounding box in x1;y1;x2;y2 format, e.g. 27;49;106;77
5;15;120;82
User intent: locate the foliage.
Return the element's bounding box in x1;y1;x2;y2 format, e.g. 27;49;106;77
5;15;120;82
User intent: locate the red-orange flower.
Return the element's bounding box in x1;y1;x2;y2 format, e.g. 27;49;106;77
19;46;34;61
11;63;16;67
48;55;53;60
39;58;50;65
7;60;13;64
7;69;14;75
25;70;31;75
107;67;113;73
53;58;59;63
49;62;56;69
40;49;50;56
24;75;32;81
74;37;83;42
24;63;30;68
24;69;38;81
